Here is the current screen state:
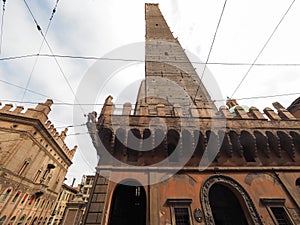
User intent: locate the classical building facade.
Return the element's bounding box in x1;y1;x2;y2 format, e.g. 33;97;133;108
81;175;95;203
48;183;78;225
84;4;300;225
0;99;77;224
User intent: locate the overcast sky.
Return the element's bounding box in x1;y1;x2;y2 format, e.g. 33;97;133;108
0;0;299;185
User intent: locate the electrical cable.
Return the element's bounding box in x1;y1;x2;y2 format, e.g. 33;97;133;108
193;0;228;101
0;0;6;54
1;53;300;67
200;0;227;80
23;0;86;116
22;0;61;101
231;0;296;98
0;79;64;103
1;92;299;107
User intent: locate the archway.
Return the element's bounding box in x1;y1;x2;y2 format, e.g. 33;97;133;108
201;175;263;225
109;180;146;225
209;184;248;225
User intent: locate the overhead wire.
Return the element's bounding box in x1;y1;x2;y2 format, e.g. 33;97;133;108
22;0;61;101
1;53;300;67
200;0;227;80
0;0;6;54
0;79;65;103
22;0;86;116
231;0;296;98
214;92;300;102
194;0;227;101
1;92;299;107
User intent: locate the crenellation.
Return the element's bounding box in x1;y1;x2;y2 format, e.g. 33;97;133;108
277;108;297;120
219;105;233;118
59;128;68;141
234;105;250;119
173;104;182;117
263;107;281;120
34;99;53;116
156;103;166;116
49;124;55;133
45;120;51;128
122;103;132;115
1;103;13;112
139;104;149;116
13;106;24;114
249;107;266;120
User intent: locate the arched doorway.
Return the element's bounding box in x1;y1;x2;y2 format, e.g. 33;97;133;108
209;184;248;225
109;180;146;225
201;175;263;225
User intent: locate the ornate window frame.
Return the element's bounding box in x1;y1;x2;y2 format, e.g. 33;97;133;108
200;175;263;225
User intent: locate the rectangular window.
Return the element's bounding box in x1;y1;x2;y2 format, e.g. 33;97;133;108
270;207;293;225
167;199;193;225
261;198;295;225
174;207;190;225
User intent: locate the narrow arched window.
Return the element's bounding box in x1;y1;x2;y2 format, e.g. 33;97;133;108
11;191;21;203
0;216;7;225
0;188;12;202
33;169;42;182
296;178;300;187
18;159;30;175
20;193;29;205
8;216;16;225
16;214;26;225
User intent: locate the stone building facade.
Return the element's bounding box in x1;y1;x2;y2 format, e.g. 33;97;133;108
81;175;95;203
83;4;300;225
48;183;78;225
0;99;77;224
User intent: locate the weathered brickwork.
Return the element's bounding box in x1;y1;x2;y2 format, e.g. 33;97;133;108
84;4;300;225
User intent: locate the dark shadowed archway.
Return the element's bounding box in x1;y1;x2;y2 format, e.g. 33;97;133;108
201;175;263;225
209;184;248;225
109;180;146;225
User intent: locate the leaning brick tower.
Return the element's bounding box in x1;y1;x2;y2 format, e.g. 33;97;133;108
83;4;300;225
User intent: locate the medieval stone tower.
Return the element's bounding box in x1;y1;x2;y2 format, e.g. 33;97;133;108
83;4;300;225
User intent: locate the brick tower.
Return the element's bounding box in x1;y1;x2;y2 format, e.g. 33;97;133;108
83;4;300;225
